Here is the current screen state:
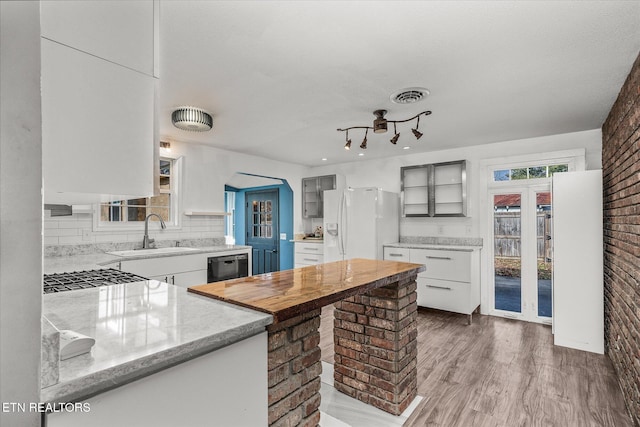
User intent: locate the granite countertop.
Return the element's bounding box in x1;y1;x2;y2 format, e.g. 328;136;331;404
189;258;425;323
44;245;251;274
41;281;272;403
384;243;482;252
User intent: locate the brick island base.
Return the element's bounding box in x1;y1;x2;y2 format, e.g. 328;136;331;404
266;273;418;426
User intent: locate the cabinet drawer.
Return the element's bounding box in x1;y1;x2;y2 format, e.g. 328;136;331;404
295;253;324;265
383;247;410;262
410;249;471;282
294;243;323;254
416;278;471;314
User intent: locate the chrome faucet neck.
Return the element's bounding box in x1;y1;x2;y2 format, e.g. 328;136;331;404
142;214;166;249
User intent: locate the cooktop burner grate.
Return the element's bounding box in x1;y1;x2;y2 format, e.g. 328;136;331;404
43;269;149;294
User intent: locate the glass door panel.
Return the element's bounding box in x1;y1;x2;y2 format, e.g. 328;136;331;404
536;191;552;318
493;194;522;313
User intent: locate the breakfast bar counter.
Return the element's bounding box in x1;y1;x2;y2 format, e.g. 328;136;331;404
189;258;425;426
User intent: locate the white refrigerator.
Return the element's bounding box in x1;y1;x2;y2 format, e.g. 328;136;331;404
323;188;399;262
552;170;604;354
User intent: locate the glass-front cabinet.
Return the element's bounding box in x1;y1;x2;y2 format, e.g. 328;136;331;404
401;160;467;217
302;175;337;218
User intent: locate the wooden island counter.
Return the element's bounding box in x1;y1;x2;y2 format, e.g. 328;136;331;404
189;258;425;426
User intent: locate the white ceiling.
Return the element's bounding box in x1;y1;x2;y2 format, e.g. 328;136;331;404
159;1;640;167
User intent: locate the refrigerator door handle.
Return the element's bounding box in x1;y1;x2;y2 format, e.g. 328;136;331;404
339;191;346;256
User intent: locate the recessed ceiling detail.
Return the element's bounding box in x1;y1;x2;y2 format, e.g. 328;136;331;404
390;87;430;104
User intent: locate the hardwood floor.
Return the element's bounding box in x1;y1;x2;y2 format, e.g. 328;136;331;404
319;305;633;427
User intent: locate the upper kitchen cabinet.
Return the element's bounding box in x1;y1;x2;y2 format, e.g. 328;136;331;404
41;2;159;204
302;175;338;218
433;161;467;216
40;0;159;77
401;160;467;217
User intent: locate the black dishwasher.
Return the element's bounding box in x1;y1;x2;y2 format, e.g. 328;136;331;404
207;253;249;282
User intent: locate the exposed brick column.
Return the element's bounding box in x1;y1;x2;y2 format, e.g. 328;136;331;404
267;309;322;427
333;274;418;415
602;52;640;425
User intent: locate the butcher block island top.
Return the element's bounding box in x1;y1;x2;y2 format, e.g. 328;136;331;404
188;258;425;323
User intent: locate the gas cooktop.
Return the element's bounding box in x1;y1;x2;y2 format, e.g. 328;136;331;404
43;269;148;294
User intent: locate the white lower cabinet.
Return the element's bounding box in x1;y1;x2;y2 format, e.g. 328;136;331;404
118;249;250;288
149;270;208;288
46;332;268;427
384;245;481;324
294;242;324;268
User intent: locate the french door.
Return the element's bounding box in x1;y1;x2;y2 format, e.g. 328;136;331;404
490;184;552;323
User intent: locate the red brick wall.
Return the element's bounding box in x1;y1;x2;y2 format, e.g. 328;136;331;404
602;52;640;426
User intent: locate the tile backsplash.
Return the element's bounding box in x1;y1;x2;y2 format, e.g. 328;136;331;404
44;211;225;247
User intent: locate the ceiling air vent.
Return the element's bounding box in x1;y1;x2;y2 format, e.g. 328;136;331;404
390;87;430;104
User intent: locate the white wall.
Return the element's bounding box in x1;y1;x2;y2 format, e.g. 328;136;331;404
308;129;602;238
168;140;310;234
0;2;42;426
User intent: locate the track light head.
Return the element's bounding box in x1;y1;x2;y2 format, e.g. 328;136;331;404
390;133;400;145
345;139;352;150
412;128;423;139
360;129;368;149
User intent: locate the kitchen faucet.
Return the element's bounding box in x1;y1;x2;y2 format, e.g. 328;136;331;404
142;214;166;249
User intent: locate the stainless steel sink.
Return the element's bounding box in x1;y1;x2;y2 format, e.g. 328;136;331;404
107;247;199;257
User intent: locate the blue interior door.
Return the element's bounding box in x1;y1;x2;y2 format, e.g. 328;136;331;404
245;190;279;274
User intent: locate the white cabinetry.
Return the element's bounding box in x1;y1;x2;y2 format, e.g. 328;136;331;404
40;1;159;204
294;242;324;268
384;245;480;324
47;332;268;427
40;0;158;77
401;160;467;217
552;170;604;354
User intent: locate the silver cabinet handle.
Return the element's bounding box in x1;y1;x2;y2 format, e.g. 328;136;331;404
303;258;318;262
305;247;319;251
425;256;452;260
388;253;405;257
171;275;175;284
427;284;452;290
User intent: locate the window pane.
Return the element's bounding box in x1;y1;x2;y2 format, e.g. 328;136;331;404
494;170;510;181
149;194;170;207
511;168;528;180
266;201;272;212
159;160;171;175
127;198;147;206
127;206;146;221
160;176;171;190
147;207;169;222
528;166;546;179
549;164;568;176
253;201;258;212
494;194;522;313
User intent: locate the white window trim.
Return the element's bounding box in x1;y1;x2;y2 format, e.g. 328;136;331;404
92;156;184;232
487;149;584;189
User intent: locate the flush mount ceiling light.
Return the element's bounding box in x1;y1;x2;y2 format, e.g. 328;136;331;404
171;106;213;132
338;110;431;150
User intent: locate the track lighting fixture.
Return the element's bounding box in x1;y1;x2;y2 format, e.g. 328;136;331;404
337;110;431;149
360;129;368;149
412;115;423;139
390;123;400;145
344;130;352;150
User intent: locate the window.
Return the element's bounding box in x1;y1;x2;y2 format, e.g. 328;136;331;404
99;158;175;224
493;164;568;182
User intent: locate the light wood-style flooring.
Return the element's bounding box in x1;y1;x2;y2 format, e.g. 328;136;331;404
319;305;633;427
